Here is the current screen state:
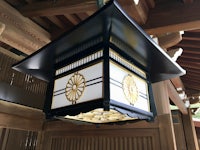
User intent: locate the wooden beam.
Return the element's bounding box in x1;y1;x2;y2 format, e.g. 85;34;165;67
0;46;24;61
0;22;5;35
171;77;185;91
167;48;183;61
143;0;200;34
0;113;43;131
0;100;44;131
0;1;50;55
166;80;188;115
118;0;150;24
158;32;182;49
146;0;155;8
20;0;98;17
0;100;44;120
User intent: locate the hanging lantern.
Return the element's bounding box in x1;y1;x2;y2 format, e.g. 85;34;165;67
13;0;185;123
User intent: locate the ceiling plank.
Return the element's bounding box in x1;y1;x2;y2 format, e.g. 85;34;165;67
0;1;50;55
20;0;98;17
143;0;200;34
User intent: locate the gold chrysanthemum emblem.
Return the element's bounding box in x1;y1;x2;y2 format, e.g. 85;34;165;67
65;72;85;104
122;74;139;105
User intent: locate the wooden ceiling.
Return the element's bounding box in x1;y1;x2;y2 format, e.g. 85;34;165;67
0;0;200;101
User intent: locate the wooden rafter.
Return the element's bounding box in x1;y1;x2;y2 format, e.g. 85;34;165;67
178;60;200;70
182;78;200;86
176;41;200;49
184;83;200;91
181;47;200;54
182;0;194;4
143;0;200;34
64;14;80;25
47;16;66;29
20;0;98;17
183;32;200;41
181;53;200;59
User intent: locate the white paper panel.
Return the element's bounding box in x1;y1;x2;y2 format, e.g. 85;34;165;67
110;61;150;112
51;62;103;109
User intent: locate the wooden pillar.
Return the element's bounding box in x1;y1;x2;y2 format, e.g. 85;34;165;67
182;109;199;150
152;81;177;150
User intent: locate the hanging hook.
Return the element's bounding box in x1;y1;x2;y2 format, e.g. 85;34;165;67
97;0;110;8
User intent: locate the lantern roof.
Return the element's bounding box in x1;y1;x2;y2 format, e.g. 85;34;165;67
12;0;185;83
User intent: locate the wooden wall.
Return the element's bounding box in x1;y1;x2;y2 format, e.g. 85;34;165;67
41;119;161;150
0;50;47;96
0;49;47;108
0;105;199;150
172;110;200;150
0;128;38;150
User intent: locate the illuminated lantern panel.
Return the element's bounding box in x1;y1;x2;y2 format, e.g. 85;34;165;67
12;0;185;124
51;48;153;123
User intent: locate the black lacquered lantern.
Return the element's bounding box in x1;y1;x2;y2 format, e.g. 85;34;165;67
13;0;185;123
